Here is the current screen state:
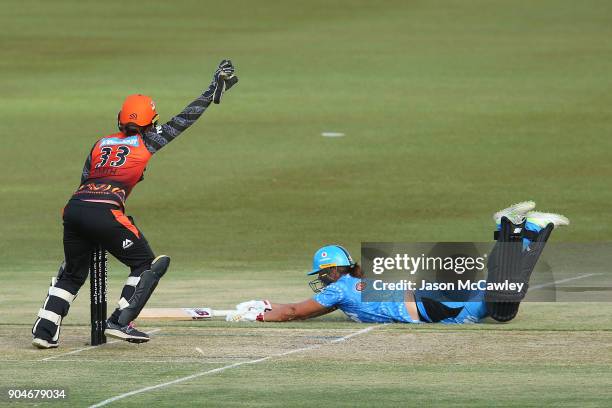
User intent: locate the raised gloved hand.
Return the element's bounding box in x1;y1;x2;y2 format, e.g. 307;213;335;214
211;59;239;104
235;300;272;313
225;309;265;322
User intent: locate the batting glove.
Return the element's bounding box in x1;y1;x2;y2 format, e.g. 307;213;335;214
225;309;264;322
235;300;272;313
212;59;239;104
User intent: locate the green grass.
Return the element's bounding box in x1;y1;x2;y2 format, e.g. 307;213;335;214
1;0;611;406
2;303;612;407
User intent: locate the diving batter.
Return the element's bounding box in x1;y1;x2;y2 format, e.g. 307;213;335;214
31;60;238;348
226;201;569;324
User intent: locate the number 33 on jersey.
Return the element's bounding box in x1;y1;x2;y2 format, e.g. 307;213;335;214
88;133;153;190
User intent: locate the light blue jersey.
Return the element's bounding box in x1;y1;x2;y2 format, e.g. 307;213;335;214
313;275;416;323
311;218;545;324
313;274;488;324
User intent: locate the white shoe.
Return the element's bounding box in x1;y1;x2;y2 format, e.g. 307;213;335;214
493;201;536;225
32;337;59;349
525;211;570;228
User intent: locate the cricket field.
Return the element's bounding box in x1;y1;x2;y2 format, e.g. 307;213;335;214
1;0;611;406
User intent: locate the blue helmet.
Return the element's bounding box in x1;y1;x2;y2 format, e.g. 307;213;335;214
308;245;355;275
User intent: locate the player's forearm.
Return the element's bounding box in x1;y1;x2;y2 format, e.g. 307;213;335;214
263;303;299;322
264;302;333;321
142;88;214;153
227;298;328;323
142;60;237;154
165;87;215;135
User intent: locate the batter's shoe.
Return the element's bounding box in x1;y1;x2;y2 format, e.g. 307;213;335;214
493;201;536;225
525;211;570;228
105;320;150;343
32;337;59;349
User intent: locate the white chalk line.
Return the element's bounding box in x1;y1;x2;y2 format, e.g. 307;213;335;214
530;273;602;290
41;329;161;362
41;341;120;362
75;273;605;405
89;325;378;408
7;358;261;364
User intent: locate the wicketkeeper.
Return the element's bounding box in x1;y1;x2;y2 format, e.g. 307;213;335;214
31;60;238;348
227;201;569;323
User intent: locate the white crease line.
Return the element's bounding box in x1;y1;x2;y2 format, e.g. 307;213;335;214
41;329;161;362
9;358;258;364
530;273;602;290
331;326;375;342
41;340;121;361
89;325;378;408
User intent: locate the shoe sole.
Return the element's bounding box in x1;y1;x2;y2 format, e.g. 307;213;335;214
105;329;150;344
525;211;570;227
32;338;59;349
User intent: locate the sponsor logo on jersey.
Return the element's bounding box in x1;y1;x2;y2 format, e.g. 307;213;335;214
122;239;133;249
91;167;118;177
100;136;140;147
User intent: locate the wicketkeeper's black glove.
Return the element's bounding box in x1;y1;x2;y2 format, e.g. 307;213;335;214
212;59;239;104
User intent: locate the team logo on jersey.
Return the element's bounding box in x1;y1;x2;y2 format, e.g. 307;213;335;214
100;136;140;147
355;281;366;291
122;239;133;249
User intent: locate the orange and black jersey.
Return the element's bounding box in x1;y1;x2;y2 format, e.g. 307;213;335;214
73;86;215;207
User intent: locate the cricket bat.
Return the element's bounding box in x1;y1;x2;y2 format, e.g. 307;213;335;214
137;307;234;321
